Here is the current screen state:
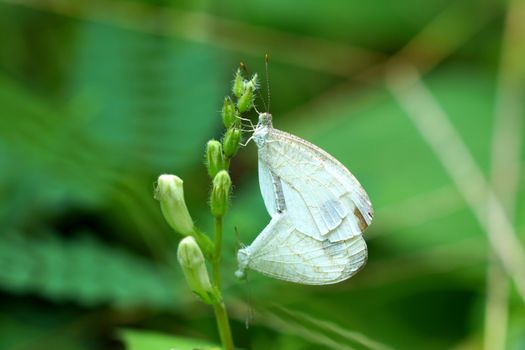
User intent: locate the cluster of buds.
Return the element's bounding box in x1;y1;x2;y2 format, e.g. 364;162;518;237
220;69;258;158
206;68;258;217
154;66;258;305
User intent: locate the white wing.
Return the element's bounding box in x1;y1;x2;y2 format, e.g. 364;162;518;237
258;129;373;242
243;214;367;285
258;159;284;217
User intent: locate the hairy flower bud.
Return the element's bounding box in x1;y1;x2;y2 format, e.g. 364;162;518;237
210;170;231;217
237;85;253;113
223;127;241;158
154;175;195;236
232;69;244;98
245;73;258;91
205;140;224;178
177;236;215;304
221;97;236;129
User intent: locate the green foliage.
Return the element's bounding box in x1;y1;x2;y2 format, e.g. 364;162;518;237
0;18;225;248
121;329;218;350
0;231;177;309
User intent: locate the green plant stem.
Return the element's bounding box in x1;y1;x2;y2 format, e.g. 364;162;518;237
213;217;223;288
192;228;214;260
213;301;234;350
212;215;234;350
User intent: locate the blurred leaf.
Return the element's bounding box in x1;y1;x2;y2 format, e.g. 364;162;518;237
0;16;227;250
254;304;393;350
0;298;105;350
0;231;179;308
69;21;224;171
121;329;217;350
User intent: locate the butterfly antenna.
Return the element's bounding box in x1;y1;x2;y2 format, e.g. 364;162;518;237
265;53;271;113
243;59;267;114
240;61;249;74
235;226;247;250
254;81;267;115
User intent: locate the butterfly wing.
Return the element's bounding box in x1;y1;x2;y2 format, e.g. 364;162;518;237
244;214;367;285
258;129;373;242
258;159;284;217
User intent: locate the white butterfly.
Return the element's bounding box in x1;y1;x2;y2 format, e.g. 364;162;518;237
236;113;373;285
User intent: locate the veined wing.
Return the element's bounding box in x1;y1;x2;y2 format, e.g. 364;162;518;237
245;214;367;285
258;129;373;241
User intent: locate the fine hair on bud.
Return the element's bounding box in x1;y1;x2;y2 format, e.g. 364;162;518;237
237;85;254;113
223;127;241;158
222;97;236;128
205;140;224;178
245;73;259;91
210;170;232;217
233;69;245;98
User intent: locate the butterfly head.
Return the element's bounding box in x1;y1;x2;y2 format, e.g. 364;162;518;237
253;113;272;147
258;112;272;127
235;247;250;280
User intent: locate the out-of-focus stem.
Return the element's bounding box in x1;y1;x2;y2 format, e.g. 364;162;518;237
213;216;223;289
213;300;234;350
211;215;234;350
483;0;525;348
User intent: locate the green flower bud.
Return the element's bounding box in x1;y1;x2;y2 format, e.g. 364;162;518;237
205;140;224;178
154;174;194;236
210;170;231;217
177;236;216;304
245;73;258;91
232;68;244;98
221;97;236;128
237;85;254;113
223;127;242;158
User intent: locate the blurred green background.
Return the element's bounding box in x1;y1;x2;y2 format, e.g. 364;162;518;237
1;0;524;349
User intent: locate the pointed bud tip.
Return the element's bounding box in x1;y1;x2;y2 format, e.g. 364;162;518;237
205;140;224;178
233;69;245;98
245;73;259;91
221;97;236;128
213;170;232;188
177;236;205;267
211;170;232;217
